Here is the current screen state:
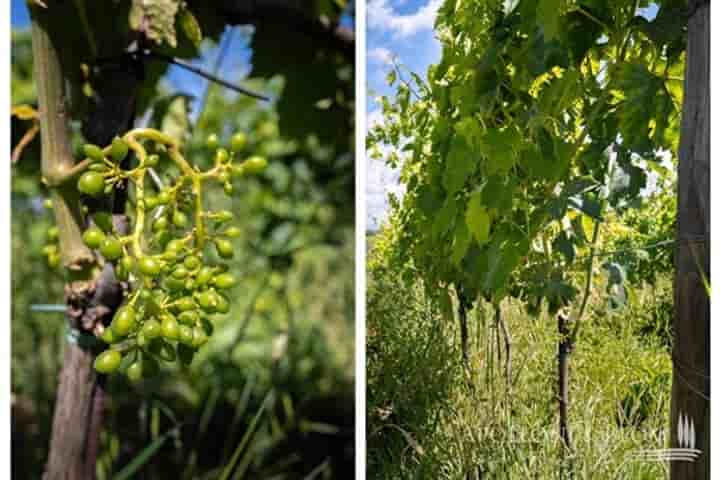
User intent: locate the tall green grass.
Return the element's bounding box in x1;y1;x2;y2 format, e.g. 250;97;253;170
367;244;672;479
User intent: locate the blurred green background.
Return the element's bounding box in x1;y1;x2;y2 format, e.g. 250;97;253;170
11;3;355;477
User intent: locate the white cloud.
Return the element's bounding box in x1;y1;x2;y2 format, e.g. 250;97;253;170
368;47;395;65
366;109;385;130
368;0;442;38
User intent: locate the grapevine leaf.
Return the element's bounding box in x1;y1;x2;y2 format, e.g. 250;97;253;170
466;192;491;245
537;0;564;41
178;8;202;48
482;176;514;214
552;231;575;263
129;0;181;47
442;136;475;193
451;221;472;266
432;196;457;239
478;128;518;175
483;240;522;293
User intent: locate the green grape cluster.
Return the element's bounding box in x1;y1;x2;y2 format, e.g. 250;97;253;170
74;128;267;381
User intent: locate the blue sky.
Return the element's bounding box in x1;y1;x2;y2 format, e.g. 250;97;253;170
366;0;442;231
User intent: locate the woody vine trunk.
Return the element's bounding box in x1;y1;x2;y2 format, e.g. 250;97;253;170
30;5;136;479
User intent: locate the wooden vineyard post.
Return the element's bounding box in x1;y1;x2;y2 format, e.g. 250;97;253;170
670;0;710;479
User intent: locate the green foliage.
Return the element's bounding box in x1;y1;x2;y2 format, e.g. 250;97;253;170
368;0;685;316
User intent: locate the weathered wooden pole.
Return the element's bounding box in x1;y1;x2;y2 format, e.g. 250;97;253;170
29;3;137;478
670;0;710;478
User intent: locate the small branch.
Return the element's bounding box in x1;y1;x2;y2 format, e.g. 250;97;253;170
144;51;270;101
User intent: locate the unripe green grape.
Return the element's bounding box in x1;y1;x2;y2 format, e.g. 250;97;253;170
214;238;234;259
192;326;209;348
110;137;129;162
184;278;196;291
160;314;179;341
137;330;149;348
178;310;199;326
142;318;161;340
172;266;189;279
196;266;214;286
94;349;122;374
112;305;136;336
215;210;233;223
157;191;171;205
206;133;219;150
99;237;123;260
47;226;59;241
42;244;57;256
183;255;201;270
44;198;53;209
83;144;105;162
215;294;230;314
165;239;184;255
126;361;143;382
172;210;188;228
138;256;162;276
196;290;218;313
47;253;60;269
218;170;230;184
223;226;241;238
213;273;237;289
145;196;159;209
152;216;169;232
215;148;229;164
83;227;106;249
178;325;194;345
93;212;114;232
100;327;118;344
230;132;247;152
244;155;267;174
175;296;196;312
78;171;106;196
120;256;135;272
231;164;245;177
165;277;186;292
223;183;234;196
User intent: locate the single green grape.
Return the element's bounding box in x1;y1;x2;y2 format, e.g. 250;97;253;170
160;314;180;340
213;273;237;289
111;305;136;336
110;137;129;162
83;144;105;162
244;155;268;174
78;171;106;196
126;361;143;382
172;210;188;228
94;349;122;374
230;132;247;152
214;238;234;259
83;227;106;249
142;318;161;340
138;256;162;276
99;237;123;260
206;133;219;150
